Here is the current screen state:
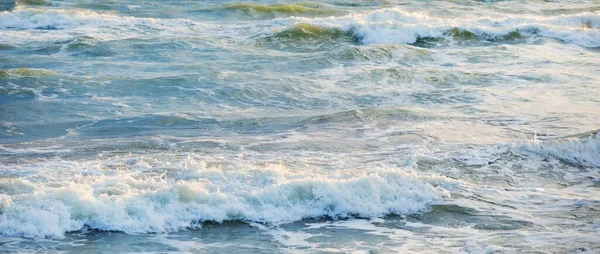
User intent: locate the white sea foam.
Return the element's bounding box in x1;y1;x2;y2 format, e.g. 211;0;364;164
0;9;202;44
0;155;451;238
0;9;194;29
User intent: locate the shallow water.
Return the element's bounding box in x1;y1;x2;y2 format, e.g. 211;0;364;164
1;0;599;253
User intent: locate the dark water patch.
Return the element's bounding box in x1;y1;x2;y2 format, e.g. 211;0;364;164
0;120;92;145
0;68;67;103
0;0;15;11
300;109;387;126
273;24;350;40
297;107;435;129
14;222;278;254
76;115;208;139
31;44;63;55
18;38;98;56
337;44;410;63
70;114;311;140
446;27;478;41
73;2;132;12
60;36;116;57
562;129;600;140
411;90;480;105
412;27;532;48
411;36;448;48
405;204;533;230
0;44;16;50
34;25;61;30
331;1;391;7
258;23;359;52
65;36;100;50
130;39;193;51
444;27;527;42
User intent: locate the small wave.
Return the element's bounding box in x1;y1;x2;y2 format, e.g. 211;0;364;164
224;3;344;18
298;107;430;127
338;44;405;62
16;0;49;6
0;157;448;238
522;131;600;168
0;68;57;78
269;23;354;40
258;23;358;51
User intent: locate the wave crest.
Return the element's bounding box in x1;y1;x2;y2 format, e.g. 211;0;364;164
523;132;600;168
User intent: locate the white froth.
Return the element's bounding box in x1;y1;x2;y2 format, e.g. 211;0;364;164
0;156;448;238
0;10;193;29
0;9;202;44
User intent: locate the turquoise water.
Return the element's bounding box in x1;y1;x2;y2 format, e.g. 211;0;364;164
1;0;599;253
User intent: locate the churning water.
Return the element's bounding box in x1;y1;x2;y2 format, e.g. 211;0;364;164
0;0;599;253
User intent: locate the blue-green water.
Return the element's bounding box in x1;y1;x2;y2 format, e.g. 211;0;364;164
1;0;599;253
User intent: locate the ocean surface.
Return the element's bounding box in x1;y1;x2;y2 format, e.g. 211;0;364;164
0;0;599;253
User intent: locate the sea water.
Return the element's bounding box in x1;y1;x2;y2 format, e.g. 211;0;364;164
0;0;599;253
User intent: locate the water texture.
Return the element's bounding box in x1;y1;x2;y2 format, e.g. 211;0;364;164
0;0;599;253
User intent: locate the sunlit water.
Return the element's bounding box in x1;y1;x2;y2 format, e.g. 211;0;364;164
1;0;599;253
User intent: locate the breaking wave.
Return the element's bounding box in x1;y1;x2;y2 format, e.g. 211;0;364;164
0;156;450;238
275;8;600;47
522;131;600;168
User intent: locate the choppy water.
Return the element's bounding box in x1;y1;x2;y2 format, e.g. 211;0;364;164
1;0;599;253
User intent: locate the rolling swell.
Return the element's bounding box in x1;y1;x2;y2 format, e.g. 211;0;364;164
224;3;345;18
258;23;359;51
16;0;49;6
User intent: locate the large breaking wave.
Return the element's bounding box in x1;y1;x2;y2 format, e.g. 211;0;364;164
0;156;452;238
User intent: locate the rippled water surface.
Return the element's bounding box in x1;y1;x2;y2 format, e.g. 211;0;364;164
1;0;599;253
